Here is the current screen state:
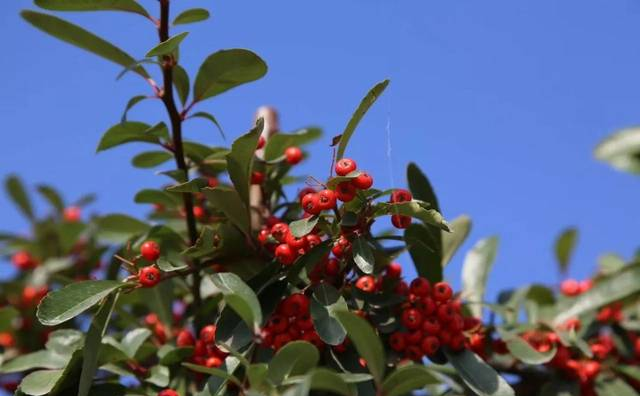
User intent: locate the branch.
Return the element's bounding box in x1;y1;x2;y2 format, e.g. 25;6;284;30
158;0;203;329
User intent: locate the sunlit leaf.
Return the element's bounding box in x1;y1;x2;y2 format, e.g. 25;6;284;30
462;237;499;318
173;8;210;25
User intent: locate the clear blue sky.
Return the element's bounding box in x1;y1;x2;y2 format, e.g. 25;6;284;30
2;0;640;299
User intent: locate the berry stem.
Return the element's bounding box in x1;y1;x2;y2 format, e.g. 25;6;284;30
158;0;203;330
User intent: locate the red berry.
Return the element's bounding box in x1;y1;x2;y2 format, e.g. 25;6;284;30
335;158;357;176
422;317;441;335
391;189;413;203
301;193;321;215
401;308;424;330
12;251;37;270
578;279;593;294
176;329;195;347
336;181;356;202
269;315;289;333
296;313;314;331
421;336;440;356
257;136;266;150
305;234;322;250
386;262;402;278
258;228;271;245
284;146;303;165
389;332;406;352
352;172;373;190
391;214;411;229
433;282;453;302
325;258;340;276
158;389;180;396
275;244;297;265
141;240;161;261
448;333;466;351
205;356;223;368
405;345;423;360
317;189;337;210
560;279;580;296
193;206;205;219
285;232;308;250
301;331;324;349
355;275;376;293
298;187;316;199
63;206;81;222
437;303;456;323
410;277;431;296
138;266;161;287
270;223;290;243
420;296;437;315
273;333;292;350
207;177;219;188
200;325;217;344
331;236;351;258
282;293;310;317
145;313;159;326
251;171;265;185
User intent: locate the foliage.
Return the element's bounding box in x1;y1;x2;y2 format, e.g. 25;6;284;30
2;1;640;396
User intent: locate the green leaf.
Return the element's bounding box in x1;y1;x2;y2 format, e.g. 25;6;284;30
21;11;149;78
120;328;151;358
36;184;65;212
189;111;225;140
284;368;356;396
121;95;148;122
203;187;251;235
131;151;172;168
78;292;118;396
407;163;439;209
247;363;269;388
37;280;122;326
211;272;262;333
0;306;19;332
538;379;579;396
497;329;556;364
287;240;332;282
96;213;150;241
134;188;179;207
555;227;578;275
289;216;319;238
146;31;189;57
326;170;363;190
404;224;442;283
138;280;174;325
173;64;190;105
45;329;84;355
5;175;34;220
379;201;450;231
444;349;515;396
334;310;385;384
382;364;439;396
598;253;626;275
145;365;170;387
554;263;640;325
442;214;472;266
158;345;194;365
264;127;322;161
182;362;243;386
156;257;188;272
462;237;499;318
173;8;210;25
267;341;319;385
18;369;64;396
193;49;267;102
225;119;263;207
310;283;347;346
166;178;208;193
33;0;149;17
96;121;159;152
336;80;389;160
352;236;375;274
594;127;640;174
0;350;68;374
595;377;638;396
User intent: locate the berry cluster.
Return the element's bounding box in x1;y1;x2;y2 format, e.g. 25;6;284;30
389;189;413;229
259;293;324;350
386;277;471;360
560;278;593;297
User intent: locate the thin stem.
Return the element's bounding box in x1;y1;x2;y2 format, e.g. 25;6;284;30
158;0;203;329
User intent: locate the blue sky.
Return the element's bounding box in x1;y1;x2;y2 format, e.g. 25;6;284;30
2;0;640;300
